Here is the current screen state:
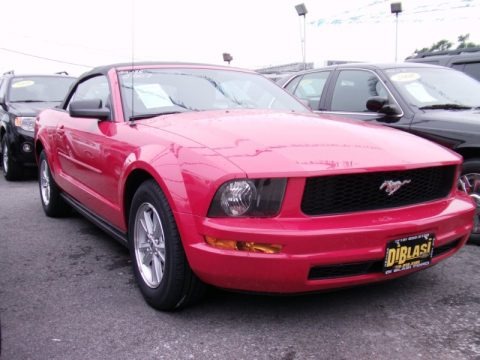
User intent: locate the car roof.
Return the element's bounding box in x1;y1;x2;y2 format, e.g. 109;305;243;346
300;62;446;73
332;62;447;70
406;46;480;59
77;62;253;80
277;62;450;85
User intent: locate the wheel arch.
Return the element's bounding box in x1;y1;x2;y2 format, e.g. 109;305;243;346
120;162;196;247
35;139;44;163
123;169;155;230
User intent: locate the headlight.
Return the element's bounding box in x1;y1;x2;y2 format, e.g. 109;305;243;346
14;117;36;132
208;178;287;217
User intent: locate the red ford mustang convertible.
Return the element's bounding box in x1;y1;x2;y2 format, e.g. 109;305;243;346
35;63;475;310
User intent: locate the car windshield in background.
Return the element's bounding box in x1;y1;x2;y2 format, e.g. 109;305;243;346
118;68;309;120
386;67;480;109
8;76;74;103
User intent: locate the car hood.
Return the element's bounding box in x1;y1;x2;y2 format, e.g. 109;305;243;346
7;101;61;116
141;110;460;176
416;109;480;133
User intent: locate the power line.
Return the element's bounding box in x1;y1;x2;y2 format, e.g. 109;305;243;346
0;47;93;68
311;0;480;27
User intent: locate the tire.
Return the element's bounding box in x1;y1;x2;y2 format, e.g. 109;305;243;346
38;150;69;217
128;179;206;310
2;136;23;180
460;158;480;245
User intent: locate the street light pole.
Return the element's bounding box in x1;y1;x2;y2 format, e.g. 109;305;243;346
391;2;402;62
295;3;308;70
304;11;307;69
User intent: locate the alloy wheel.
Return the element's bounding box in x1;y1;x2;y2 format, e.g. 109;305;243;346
2;142;8;174
40;159;51;206
134;202;166;288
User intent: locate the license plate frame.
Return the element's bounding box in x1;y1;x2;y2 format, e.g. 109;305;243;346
384;233;435;275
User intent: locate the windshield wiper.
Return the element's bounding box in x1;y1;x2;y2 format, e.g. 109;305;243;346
129;110;188;121
418;104;472;110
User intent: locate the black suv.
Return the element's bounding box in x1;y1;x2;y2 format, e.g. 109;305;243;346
406;47;480;81
0;72;75;180
279;63;480;242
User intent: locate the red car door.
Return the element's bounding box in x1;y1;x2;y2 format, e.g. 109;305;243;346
55;75;131;228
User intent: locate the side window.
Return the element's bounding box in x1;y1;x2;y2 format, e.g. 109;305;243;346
0;78;7;100
68;75;111;109
331;70;387;112
284;75;302;94
293;71;330;110
451;63;465;72
462;63;480;81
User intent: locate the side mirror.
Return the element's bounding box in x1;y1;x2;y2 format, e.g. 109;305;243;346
366;96;401;116
366;96;387;112
69;99;110;120
0;96;6;111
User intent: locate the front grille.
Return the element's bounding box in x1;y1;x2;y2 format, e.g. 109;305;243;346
301;165;456;216
308;238;461;280
308;261;383;280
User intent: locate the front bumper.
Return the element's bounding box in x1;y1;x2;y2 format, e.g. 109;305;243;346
178;194;474;293
5;128;35;166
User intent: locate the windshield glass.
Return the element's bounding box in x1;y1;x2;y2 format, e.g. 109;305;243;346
118;68;309;119
385;67;480;108
8;76;75;102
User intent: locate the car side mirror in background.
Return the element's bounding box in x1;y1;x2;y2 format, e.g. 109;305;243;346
366;96;401;117
366;96;387;112
69;99;110;120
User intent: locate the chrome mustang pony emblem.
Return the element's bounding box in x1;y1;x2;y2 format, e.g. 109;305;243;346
380;179;411;196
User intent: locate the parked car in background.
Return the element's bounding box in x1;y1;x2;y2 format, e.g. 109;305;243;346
279;63;480;243
35;62;474;310
406;47;480;81
0;71;75;180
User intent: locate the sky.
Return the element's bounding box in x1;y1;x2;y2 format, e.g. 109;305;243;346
0;0;479;76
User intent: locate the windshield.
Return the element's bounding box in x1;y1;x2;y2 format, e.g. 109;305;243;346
385;67;480;109
8;76;75;102
118;68;309;120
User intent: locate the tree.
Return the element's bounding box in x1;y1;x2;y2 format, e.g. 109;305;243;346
414;34;480;54
430;39;453;51
457;34;478;49
414;39;452;54
415;47;430;54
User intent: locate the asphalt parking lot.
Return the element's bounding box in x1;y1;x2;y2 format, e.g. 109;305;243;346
0;174;479;360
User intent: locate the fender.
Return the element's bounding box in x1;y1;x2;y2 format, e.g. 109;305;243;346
35;111;61;180
118;142;246;230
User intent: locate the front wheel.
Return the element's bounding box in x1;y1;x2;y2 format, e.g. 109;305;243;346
2;136;22;180
459;158;480;245
128;179;206;310
38;150;69;217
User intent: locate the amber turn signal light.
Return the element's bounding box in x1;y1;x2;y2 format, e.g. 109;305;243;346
205;236;282;254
